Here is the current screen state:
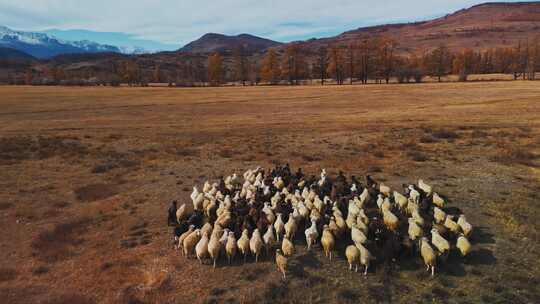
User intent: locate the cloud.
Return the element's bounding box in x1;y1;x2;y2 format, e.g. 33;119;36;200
0;0;528;48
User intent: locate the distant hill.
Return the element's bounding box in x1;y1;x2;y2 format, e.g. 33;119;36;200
0;47;35;60
0;26;121;59
297;2;540;53
179;33;282;54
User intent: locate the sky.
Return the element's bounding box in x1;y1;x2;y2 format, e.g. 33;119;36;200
0;0;531;51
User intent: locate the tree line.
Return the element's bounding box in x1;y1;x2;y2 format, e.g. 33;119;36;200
9;36;540;86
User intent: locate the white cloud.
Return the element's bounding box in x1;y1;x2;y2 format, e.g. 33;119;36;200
0;0;526;46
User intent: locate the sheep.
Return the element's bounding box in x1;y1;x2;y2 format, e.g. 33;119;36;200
208;232;221;268
237;229;250;262
444;215;461;234
418;179;432;195
274;213;285;242
433;206;446;224
284;215;298;240
195;231;210;264
420;237;437;276
275;249;288;280
457;214;473;237
304;219;319;251
177;225;195;253
408;218;423;241
250;228;264;262
376;194;384;209
175;203;189;223
357;243;374;276
263;225;276;256
432;192;445;208
182;229;201;258
394;191;408;210
411;209;425;227
321;225;335;260
225;231;237;264
359;188;370;206
201;222;213;237
382;209;399;232
408;186;420;203
431;228;450;255
345;245;361;272
282;236;295;256
193;192;205;211
351;224;368;246
456;234;472;257
379;183;391;197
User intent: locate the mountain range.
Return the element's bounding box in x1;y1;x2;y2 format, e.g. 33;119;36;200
179;33;282;54
1;2;539;62
0;26;123;59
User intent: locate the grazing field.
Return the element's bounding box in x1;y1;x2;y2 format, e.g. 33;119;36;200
0;82;539;304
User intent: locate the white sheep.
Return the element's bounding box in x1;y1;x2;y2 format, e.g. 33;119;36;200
176;225;194;252
433;207;446;224
444;215;461;234
263;225;276;255
456;234;472;257
284;215;297;240
304;219;319;251
195;231;210;264
394;191;408;210
418;179;432;195
183;229;201;258
208;232;221;268
408;185;420;203
408;218;422;241
345;245;361;272
274;213;285;242
351;224;368;246
420;237;437;276
237;229;250;262
321;225;335;260
457;214;473;237
282;236;295;256
357;243;374;276
379;183;391;197
431;228;450;255
383;209;399;232
432;192;445;208
225;231;237;264
250;228;264;262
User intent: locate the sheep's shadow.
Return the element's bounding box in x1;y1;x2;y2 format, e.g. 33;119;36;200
464;248;497;266
471;226;496;244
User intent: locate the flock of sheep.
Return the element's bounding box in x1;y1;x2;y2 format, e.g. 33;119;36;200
169;165;473;279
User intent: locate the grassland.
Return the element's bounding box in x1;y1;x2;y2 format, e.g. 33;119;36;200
0;82;539;304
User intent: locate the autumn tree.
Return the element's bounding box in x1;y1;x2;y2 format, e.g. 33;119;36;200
122;60;141;86
357;39;373;84
153;65;162;83
24;69;33;85
424;45;452;82
233;45;249;85
281;44;306;85
327;47;345;85
260;49;280;84
453;49;476;82
376;38;397;84
345;43;357;84
208;53;223;86
312;47;328;85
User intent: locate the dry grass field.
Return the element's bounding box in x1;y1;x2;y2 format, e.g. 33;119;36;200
0;82;539;304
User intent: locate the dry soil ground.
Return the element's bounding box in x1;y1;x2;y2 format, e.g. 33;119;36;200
0;82;539;304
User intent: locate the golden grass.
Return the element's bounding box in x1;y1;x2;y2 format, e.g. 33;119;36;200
0;81;539;303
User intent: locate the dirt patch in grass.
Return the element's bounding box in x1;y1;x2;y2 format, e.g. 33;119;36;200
0;136;88;164
408;150;429;162
42;293;95;304
0;268;17;282
491;147;538;167
74;184;118;202
31;218;92;263
0;202;13;210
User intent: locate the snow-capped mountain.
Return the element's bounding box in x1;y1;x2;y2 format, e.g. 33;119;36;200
0;26;121;59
